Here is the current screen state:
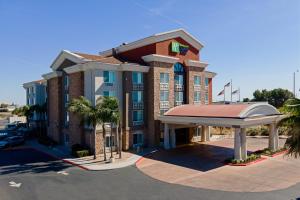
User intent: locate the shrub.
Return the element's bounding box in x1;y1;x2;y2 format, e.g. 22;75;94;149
74;150;90;158
38;136;57;146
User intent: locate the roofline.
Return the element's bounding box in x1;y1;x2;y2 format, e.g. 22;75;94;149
50;50;89;71
42;71;63;80
63;62;150;74
23;79;46;88
99;29;204;57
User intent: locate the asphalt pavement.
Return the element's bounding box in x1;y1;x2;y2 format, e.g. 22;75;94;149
0;147;299;200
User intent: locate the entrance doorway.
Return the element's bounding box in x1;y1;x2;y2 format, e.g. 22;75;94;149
175;128;189;145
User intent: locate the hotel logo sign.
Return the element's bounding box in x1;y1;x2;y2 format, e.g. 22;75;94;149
170;41;189;54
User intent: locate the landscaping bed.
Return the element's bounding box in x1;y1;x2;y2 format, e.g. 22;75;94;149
254;147;287;157
225;153;266;166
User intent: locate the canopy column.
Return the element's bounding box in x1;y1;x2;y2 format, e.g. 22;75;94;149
201;126;210;142
170;127;176;148
240;128;247;160
234;128;242;160
164;123;170;149
268;123;279;151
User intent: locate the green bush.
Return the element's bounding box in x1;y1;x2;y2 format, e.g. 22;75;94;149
246;126;269;136
75;150;90;158
38;136;57;146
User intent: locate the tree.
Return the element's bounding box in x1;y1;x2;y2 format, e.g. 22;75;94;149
252;88;293;108
68;96;105;160
278;98;300;158
243;98;250;102
12;105;34;126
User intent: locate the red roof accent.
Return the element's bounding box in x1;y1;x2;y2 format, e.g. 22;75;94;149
165;104;251;118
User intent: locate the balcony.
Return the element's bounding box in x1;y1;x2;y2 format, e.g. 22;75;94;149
175;101;183;106
175;84;184;91
160;83;169;90
132;102;144;110
133;121;144;126
132;84;144;90
194;85;201;91
160;101;169;109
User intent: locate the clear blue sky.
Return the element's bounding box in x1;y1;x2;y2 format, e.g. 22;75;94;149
0;0;299;105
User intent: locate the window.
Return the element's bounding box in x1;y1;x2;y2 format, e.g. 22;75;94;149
194;76;201;86
133;132;143;146
103;91;115;97
175;92;184;102
160;73;169;84
160;109;169;115
173;62;185;73
105;135;115;147
175;74;184;85
205;77;209;87
194;127;201;137
160;91;169;101
65;94;69;108
65;111;69;126
132;91;143;103
103;71;115;84
132;72;143;84
64;75;69;89
194;91;201;102
133;110;143;123
205;92;209;104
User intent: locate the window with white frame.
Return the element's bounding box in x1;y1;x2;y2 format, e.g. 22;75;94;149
64;75;70;126
194;127;201;137
132;91;143;103
194;91;201;103
105;135;115;147
205;77;209;88
194;76;201;86
133;131;143;146
132;72;143;84
103;91;115;97
175;92;184;102
160;91;169;101
174;74;184;85
160;73;169;84
133;110;143;124
103;71;115;84
205;92;209;104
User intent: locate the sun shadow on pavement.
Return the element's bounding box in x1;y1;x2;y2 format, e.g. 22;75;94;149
0;148;71;175
142;143;234;172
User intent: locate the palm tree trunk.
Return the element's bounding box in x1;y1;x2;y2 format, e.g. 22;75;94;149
93;127;97;159
102;124;107;161
110;123;113;159
119;122;122;159
116;123;119;155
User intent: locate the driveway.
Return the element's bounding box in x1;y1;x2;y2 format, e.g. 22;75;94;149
136;138;300;192
0;143;299;200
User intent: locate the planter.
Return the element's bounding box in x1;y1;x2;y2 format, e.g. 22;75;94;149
228;157;267;166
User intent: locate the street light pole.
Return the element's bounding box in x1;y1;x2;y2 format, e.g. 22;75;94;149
294;70;299;98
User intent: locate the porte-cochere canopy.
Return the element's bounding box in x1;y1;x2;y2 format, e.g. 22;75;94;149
159;103;283;128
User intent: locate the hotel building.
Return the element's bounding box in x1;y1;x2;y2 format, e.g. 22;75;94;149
42;29;216;153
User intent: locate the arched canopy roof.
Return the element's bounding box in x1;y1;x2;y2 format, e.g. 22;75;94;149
164;103;280;119
159;103;283;128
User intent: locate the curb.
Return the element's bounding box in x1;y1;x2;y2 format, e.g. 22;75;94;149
135;149;158;167
263;150;288;157
62;159;89;170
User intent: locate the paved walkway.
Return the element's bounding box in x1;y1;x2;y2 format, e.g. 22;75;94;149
27;139;157;171
136;138;300;192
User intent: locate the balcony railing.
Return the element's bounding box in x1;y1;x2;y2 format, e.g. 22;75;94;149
175;84;184;91
160;83;169;90
132;84;144;90
194;85;201;91
133;121;144;126
160;101;169;109
132;102;144;110
175;101;183;106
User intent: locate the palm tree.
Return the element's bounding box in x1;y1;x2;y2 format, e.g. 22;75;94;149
68;96;105;159
278;98;300;157
98;96;120;159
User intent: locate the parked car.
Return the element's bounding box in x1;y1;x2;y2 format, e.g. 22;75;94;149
0;132;9;140
16;126;33;138
0;136;25;149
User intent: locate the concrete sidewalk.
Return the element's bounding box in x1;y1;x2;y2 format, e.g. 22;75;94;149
27;139;157;171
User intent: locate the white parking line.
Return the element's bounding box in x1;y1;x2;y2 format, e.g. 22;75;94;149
9;181;22;188
57;171;69;176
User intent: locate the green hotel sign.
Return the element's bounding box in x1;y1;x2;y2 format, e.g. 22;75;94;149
170;41;189;54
